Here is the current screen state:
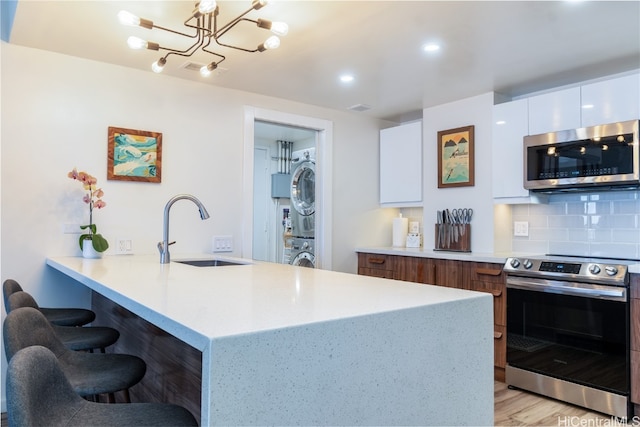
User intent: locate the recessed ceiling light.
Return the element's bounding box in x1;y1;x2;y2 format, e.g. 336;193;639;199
495;120;506;125
582;104;594;109
423;43;441;53
339;74;354;83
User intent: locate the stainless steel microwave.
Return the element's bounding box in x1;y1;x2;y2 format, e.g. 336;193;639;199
524;119;639;192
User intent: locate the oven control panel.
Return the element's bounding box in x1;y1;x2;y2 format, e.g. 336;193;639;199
504;257;628;286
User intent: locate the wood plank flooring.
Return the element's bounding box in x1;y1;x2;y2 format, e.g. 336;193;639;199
0;381;623;426
495;381;616;426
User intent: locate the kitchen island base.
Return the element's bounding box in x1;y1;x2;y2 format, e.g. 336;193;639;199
47;255;494;426
93;290;493;425
91;292;202;419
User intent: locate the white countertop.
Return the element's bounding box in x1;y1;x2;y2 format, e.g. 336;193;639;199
46;254;488;351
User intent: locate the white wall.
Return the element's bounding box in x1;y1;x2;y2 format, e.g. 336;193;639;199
422;92;496;253
0;42;392;410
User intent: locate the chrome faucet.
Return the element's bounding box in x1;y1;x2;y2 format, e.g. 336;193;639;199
158;194;210;264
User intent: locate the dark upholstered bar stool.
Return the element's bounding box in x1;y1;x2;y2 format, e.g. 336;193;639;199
3;279;95;326
3;307;146;403
7;291;120;352
7;346;198;427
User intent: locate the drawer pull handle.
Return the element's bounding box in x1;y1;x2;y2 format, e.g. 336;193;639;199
494;331;503;339
476;268;502;276
368;258;386;265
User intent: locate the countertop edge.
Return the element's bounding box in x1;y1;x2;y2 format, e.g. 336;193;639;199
46;257;211;351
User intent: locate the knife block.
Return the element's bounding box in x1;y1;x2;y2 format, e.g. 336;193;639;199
434;224;471;252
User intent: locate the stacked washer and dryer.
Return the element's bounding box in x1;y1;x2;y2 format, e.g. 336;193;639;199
289;148;315;268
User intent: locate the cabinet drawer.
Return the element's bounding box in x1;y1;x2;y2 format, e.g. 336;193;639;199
471;280;505;326
632;296;640;352
469;263;504;284
394;257;435;284
358;267;394;279
632;274;640;299
632;350;640;405
358;253;394;271
494;325;506;369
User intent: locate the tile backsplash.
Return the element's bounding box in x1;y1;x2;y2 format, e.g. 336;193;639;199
512;190;640;259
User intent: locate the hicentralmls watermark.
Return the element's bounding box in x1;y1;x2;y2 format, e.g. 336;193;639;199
557;416;640;427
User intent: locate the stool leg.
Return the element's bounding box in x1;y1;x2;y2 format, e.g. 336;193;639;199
123;388;132;403
108;393;115;403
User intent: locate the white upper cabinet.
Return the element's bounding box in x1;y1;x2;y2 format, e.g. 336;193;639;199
492;100;547;204
528;87;581;135
492;99;529;200
380;121;422;206
580;73;640;127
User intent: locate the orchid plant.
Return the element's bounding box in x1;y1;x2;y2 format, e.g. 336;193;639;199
68;168;109;252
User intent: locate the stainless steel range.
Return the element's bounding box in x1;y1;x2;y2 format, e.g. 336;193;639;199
503;255;632;419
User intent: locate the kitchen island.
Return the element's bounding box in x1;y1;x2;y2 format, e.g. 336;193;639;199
46;255;494;426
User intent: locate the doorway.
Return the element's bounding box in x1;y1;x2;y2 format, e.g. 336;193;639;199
253;122;316;264
242;107;333;270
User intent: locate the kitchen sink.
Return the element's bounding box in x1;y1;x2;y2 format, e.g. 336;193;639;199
174;259;247;267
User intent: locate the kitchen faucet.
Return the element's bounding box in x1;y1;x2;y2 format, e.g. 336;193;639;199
158;194;210;264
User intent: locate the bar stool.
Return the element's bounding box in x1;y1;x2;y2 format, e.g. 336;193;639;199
3;279;95;326
7;291;120;353
7;345;198;426
3;307;146;403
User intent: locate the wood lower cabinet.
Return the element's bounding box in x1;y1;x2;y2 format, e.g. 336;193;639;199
631;275;639;413
357;253;395;278
357;253;506;380
394;256;435;284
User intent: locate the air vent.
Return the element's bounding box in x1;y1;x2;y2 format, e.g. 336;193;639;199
348;104;372;112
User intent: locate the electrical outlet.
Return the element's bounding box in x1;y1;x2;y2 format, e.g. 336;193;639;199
115;238;133;255
514;221;529;237
212;235;233;253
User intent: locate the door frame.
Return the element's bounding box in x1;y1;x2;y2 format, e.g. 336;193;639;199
242;107;333;270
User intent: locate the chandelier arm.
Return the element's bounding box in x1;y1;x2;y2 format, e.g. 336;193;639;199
183;15;213;38
200;47;226;64
212;6;256;38
215;17;255;40
153;23;203;39
212;18;262;52
159;28;206;56
212;38;259;53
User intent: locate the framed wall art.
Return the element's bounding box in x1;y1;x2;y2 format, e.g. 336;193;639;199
437;125;474;188
108;126;162;183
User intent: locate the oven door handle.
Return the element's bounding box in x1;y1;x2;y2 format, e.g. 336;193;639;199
506;276;627;302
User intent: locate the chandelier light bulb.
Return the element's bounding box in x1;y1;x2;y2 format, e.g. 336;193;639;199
152;58;166;73
200;62;217;77
263;35;280;50
127;36;147;50
118;10;140;27
198;0;217;14
270;21;288;36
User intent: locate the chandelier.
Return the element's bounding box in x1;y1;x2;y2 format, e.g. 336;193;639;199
118;0;288;77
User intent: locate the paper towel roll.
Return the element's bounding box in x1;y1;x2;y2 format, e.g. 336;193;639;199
392;217;409;247
409;221;420;234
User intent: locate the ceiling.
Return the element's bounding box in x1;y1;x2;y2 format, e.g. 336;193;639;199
6;1;640;122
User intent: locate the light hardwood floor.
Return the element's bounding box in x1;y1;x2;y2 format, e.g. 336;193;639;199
495;381;618;426
0;382;626;427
